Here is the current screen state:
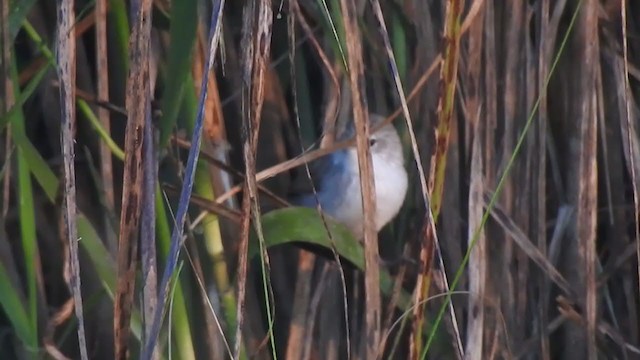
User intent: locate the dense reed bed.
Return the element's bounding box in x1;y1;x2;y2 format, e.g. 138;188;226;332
1;0;639;359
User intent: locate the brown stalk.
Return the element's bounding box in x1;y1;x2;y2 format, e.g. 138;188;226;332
235;1;273;358
95;0;115;255
56;1;89;359
285;250;315;360
500;1;524;349
535;0;554;357
411;0;464;358
338;0;379;358
114;0;153;358
573;1;599;358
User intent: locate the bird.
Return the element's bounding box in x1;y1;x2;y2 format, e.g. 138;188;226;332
289;115;408;238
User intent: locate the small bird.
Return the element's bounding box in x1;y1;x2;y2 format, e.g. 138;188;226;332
290;115;408;238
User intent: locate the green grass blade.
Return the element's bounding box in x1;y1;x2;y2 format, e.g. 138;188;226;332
8;54;39;353
77;99;125;160
158;0;198;146
155;188;196;360
0;262;31;346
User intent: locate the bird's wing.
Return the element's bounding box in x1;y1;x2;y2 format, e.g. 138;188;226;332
288;150;351;214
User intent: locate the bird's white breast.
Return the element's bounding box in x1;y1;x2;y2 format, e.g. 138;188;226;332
334;151;408;238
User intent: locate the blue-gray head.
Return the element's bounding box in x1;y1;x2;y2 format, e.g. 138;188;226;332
291;115;408;238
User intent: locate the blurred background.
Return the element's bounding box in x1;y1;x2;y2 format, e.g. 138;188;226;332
1;0;640;359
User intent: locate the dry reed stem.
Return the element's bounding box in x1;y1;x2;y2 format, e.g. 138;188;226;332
462;2;486;356
466;101;486;360
412;0;464;358
56;1;89;359
95;0;116;254
338;0;379;357
235;1;273;358
575;1;599;358
113;0;152;358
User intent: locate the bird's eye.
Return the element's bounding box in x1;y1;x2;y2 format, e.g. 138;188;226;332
369;139;377;147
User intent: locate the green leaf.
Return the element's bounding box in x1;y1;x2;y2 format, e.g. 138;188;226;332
254;207;362;264
254;207;410;309
8;0;38;40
